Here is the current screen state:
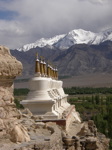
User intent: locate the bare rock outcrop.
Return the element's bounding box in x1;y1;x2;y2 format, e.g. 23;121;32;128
0;46;23;121
0;46;22;117
0;45;22;77
0;46;22;105
63;120;109;150
0;46;30;145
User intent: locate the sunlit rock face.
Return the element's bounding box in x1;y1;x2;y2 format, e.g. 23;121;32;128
0;46;23;103
0;45;22;78
0;46;30;144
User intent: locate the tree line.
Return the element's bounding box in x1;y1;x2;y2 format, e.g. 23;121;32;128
64;87;112;95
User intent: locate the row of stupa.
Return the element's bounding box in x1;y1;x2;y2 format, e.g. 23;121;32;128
21;54;71;119
35;54;58;79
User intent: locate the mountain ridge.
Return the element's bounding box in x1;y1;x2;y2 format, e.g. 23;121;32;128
17;28;112;52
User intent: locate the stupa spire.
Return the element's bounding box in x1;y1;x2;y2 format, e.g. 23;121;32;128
35;53;41;77
55;67;58;80
40;56;44;77
46;63;50;78
53;68;56;79
43;58;47;77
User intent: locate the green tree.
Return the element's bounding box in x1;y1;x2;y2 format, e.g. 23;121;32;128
14;98;24;109
95;95;100;105
108;105;112;138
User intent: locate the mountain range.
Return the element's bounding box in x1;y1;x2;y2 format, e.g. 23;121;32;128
17;28;112;51
11;28;112;80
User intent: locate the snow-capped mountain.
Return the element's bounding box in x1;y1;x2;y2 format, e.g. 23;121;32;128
17;34;65;51
17;28;112;51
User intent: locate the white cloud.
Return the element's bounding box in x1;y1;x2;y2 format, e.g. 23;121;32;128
0;0;112;49
79;0;111;4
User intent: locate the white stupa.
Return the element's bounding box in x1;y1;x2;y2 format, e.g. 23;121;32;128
21;54;80;121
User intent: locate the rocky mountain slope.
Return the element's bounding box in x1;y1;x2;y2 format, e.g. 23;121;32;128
11;41;112;78
17;28;112;51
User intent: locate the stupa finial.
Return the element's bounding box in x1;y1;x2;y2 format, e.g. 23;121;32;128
40;56;44;77
47;61;51;78
55;66;58;80
35;52;41;77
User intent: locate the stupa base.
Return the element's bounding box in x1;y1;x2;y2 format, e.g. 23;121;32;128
21;97;71;119
21;99;60;118
35;105;81;131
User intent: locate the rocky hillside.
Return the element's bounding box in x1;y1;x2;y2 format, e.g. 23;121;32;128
0;46;110;150
11;41;112;78
56;41;112;76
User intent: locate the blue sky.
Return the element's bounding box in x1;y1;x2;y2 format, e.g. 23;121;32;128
0;10;18;20
0;0;112;49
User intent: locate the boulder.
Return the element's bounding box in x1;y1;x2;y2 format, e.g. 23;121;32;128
9;124;30;143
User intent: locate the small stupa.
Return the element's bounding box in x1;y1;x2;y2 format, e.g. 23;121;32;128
21;54;80;122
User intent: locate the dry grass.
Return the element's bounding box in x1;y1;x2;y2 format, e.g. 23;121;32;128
62;73;112;88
